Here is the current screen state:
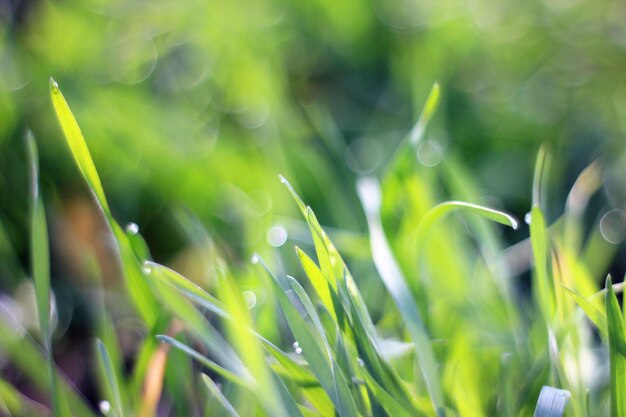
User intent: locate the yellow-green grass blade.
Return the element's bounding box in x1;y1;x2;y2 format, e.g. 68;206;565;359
415;200;518;259
530;206;556;322
606;276;626;417
50;79;158;325
49;78;109;214
356;176;444;417
95;339;125;417
386;82;441;176
532;386;571;417
296;246;337;322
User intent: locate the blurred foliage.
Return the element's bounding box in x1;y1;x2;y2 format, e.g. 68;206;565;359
0;0;625;415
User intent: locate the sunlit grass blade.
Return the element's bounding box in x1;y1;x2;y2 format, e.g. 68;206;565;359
530;206;556;321
296;246;337;321
95;339;125;417
606;276;626;417
415;200;518;258
356;176;444;416
201;374;241;417
50;79;158;325
49;78;109;214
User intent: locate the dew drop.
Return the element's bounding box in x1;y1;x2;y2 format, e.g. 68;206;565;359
357;358;364;367
141;262;152;275
99;400;111;414
125;222;139;235
524;212;532;225
49;77;59;91
251;254;260;264
292;341;302;354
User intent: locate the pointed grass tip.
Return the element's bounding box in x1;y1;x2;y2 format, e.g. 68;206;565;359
49;77;59;92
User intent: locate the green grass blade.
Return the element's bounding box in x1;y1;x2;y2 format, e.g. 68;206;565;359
606;276;626;417
361;367;415;417
49;78;110;214
26;131;51;347
95;339;125;417
50;79;158;325
295;246;337;322
357;176;444;417
561;285;608;338
532;386;571;417
254;256;360;417
530;206;555;321
156;335;251;387
201;374;241;417
26;131;72;417
408;82;440;146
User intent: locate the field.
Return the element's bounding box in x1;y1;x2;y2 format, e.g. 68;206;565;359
0;1;625;416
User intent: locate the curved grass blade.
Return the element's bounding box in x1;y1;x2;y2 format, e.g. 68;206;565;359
532;386;571;417
356;176;444;417
95;339;125;417
606;276;626;417
415;200;518;260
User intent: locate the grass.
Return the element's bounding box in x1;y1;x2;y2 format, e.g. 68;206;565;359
0;79;623;417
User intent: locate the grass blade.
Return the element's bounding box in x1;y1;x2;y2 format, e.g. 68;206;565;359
532;386;571;417
50;79;159;325
606;276;626;417
201;374;241;417
95;339;125;417
357;176;444;417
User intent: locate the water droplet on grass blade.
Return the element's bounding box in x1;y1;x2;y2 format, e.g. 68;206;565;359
99;400;111;414
251;254;260;264
141;262;152;275
126;222;139;235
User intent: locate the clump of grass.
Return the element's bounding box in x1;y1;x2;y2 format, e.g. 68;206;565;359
1;79;623;417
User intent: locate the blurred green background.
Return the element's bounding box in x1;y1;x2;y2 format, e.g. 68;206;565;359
1;0;625;410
